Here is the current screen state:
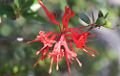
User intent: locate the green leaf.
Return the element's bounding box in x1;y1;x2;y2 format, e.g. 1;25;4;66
13;65;19;74
14;0;19;8
79;13;91;24
103;20;112;28
0;4;15;18
95;17;106;26
21;0;34;13
0;25;12;36
34;0;38;3
14;0;34;14
98;10;104;18
98;9;108;18
22;12;47;22
79;18;89;26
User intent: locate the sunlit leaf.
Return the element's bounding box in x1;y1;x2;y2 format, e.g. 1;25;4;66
103;20;112;28
13;65;19;74
30;3;41;12
98;9;108;18
0;25;12;36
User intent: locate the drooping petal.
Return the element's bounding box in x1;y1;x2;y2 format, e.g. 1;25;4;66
71;32;80;44
84;46;98;55
71;31;97;57
60;34;78;73
65;52;71;74
72;32;90;48
62;6;75;28
35;45;47;55
49;58;54;74
82;48;95;57
38;0;60;25
33;46;50;67
75;57;82;67
27;31;45;43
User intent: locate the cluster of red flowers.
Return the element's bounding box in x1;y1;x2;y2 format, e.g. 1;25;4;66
29;0;98;74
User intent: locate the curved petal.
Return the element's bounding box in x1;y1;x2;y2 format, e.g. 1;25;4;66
38;0;60;25
72;32;90;48
62;6;75;28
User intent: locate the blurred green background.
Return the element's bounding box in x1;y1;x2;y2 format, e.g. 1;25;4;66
0;0;120;76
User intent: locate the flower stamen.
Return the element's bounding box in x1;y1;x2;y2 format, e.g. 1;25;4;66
49;58;54;74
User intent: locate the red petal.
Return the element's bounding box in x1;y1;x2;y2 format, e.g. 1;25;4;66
38;0;60;25
62;6;75;28
72;32;90;48
45;32;54;37
40;46;50;60
71;32;80;44
65;52;71;74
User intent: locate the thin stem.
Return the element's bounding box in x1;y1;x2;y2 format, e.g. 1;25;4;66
58;24;62;32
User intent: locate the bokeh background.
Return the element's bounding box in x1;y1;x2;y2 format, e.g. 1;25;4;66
0;0;120;76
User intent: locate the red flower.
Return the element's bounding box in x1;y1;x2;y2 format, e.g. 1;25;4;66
29;0;98;74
